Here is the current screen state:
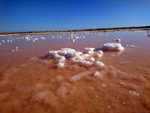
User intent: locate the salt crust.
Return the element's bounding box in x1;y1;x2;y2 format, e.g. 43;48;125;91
103;43;124;51
46;47;104;68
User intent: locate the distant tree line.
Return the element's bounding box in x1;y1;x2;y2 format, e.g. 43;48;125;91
0;26;150;35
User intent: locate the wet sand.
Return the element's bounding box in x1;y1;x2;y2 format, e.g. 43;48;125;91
0;30;150;113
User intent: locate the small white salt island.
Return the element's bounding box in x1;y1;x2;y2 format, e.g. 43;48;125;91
103;43;124;51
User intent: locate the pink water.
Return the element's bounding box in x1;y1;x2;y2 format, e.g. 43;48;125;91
0;30;150;113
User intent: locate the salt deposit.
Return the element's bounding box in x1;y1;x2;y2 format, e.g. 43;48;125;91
83;48;95;54
57;62;64;68
58;56;66;62
93;71;102;78
103;43;124;51
101;84;107;87
94;53;102;58
129;91;140;96
88;57;95;62
113;38;121;42
46;47;105;68
94;61;105;67
126;45;137;48
72;39;75;42
6;40;9;43
97;50;103;55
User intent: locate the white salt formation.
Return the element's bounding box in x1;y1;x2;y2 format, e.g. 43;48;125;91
94;61;105;68
57;62;64;68
46;47;105;68
83;48;95;54
103;43;124;51
113;38;121;42
93;71;102;78
129;91;140;96
88;57;95;62
126;45;137;48
40;37;45;40
72;39;75;42
94;53;102;58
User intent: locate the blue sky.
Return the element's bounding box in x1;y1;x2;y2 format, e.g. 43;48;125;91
0;0;150;32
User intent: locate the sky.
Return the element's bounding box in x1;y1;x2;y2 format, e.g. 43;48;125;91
0;0;150;32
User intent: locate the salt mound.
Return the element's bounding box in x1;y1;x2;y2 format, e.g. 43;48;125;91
94;61;105;67
93;71;102;78
46;47;105;68
103;43;124;51
113;38;121;42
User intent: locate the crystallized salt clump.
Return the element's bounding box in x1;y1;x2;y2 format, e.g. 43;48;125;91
94;71;102;78
94;53;103;58
97;50;103;55
76;60;92;67
83;48;95;54
103;43;124;51
129;91;140;96
58;56;66;62
113;38;121;42
46;47;105;68
94;61;105;67
57;62;64;68
88;57;95;62
61;48;76;53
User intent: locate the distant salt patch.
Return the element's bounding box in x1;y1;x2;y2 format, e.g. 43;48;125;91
40;37;45;40
129;91;140;96
113;38;121;42
101;84;107;87
126;45;137;48
46;47;105;68
103;43;124;51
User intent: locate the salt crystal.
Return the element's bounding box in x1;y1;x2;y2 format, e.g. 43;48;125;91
88;57;95;62
58;56;66;62
103;43;124;51
83;48;95;54
72;39;75;42
6;40;9;43
94;71;102;78
40;37;45;40
101;84;107;87
94;61;105;67
97;50;103;55
94;53;103;58
57;62;64;68
129;91;140;96
113;38;121;42
120;82;125;85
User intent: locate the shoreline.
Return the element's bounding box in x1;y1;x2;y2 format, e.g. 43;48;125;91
0;26;150;36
